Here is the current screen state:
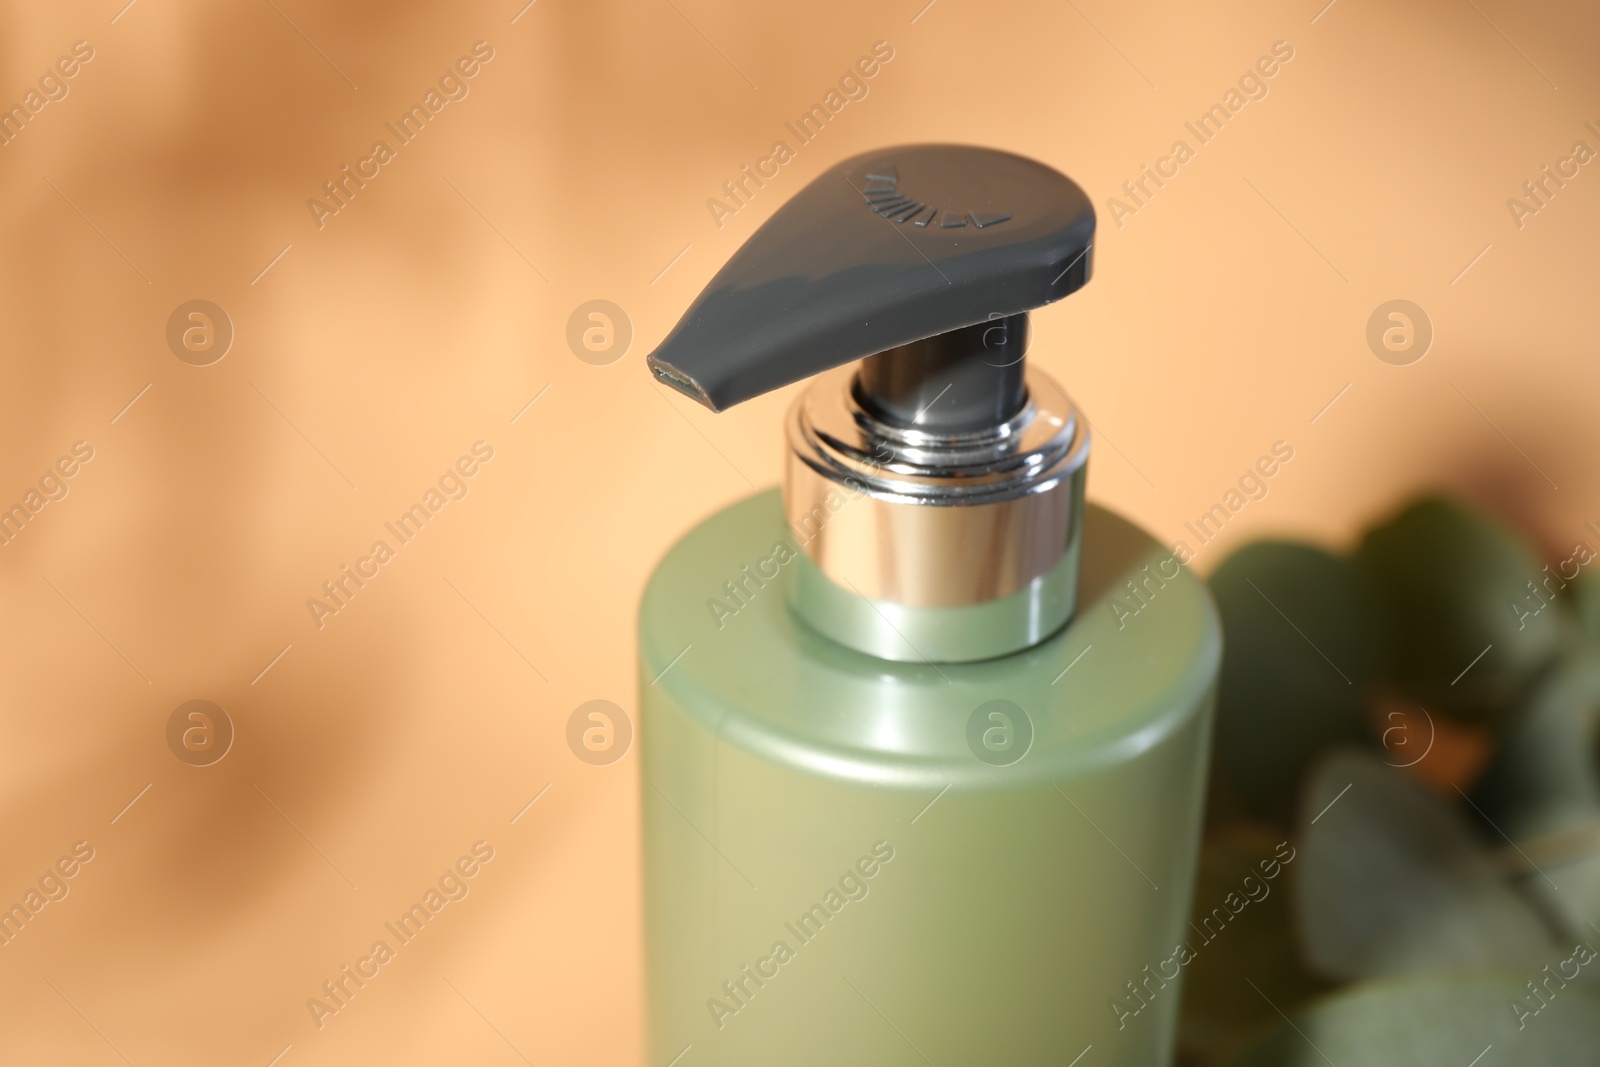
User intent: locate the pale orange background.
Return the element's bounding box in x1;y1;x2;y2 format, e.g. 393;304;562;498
0;0;1596;1063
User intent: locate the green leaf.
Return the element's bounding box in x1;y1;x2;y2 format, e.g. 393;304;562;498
1572;567;1600;644
1355;496;1561;724
1295;750;1555;981
1223;973;1600;1067
1207;542;1381;822
1477;653;1600;839
1474;653;1600;939
1179;825;1330;1066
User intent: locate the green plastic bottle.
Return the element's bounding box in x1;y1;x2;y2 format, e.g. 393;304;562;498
639;145;1221;1066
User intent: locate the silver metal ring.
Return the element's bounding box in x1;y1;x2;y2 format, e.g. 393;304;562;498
784;364;1090;612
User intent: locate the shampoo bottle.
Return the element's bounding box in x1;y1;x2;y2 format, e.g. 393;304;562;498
639;145;1220;1065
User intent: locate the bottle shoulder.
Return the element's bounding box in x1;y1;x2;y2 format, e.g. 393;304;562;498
639;489;1220;789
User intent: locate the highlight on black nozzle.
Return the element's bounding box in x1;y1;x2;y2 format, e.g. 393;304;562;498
649;358;714;409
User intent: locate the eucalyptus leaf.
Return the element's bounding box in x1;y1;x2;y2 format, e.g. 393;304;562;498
1355;496;1562;724
1513;854;1600;957
1295;750;1556;981
1476;653;1600;839
1207;542;1381;822
1179;825;1329;1066
1471;653;1600;940
1572;568;1600;644
1223;974;1600;1067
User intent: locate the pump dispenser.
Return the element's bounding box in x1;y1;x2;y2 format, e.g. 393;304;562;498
639;146;1220;1066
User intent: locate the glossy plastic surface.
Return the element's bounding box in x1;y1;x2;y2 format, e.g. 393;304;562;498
640;490;1220;1065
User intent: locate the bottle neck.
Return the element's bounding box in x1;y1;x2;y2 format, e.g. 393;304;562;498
781;362;1090;663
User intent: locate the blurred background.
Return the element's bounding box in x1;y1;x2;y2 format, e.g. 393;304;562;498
0;0;1596;1063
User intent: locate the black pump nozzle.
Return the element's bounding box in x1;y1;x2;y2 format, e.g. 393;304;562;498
855;312;1030;433
646;144;1095;433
